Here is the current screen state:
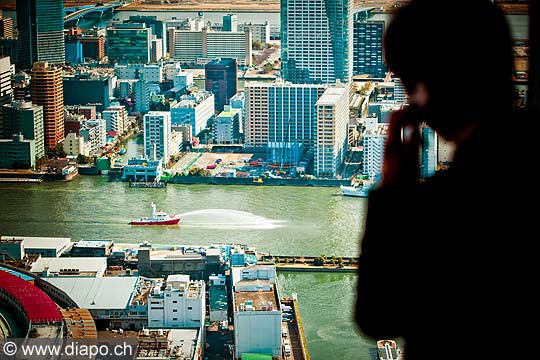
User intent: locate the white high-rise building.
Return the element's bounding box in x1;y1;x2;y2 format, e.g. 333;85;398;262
315;85;349;177
232;264;281;359
168;28;252;66
281;0;353;84
245;80;327;149
361;118;388;180
147;275;205;330
144;111;171;161
133;80;151;114
102;105;127;134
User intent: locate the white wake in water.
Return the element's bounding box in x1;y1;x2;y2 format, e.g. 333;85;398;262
178;209;286;230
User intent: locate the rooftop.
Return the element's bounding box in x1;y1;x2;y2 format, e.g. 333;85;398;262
74;240;113;248
137;329;199;360
61;309;98;339
217;108;241;118
234;285;278;312
317;86;347;106
209;285;228;311
0;270;62;323
149;249;205;261
29;257;107;276
44;277;139;310
1;235;71;251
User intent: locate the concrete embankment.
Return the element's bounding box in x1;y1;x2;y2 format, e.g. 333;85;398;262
168;176;349;187
262;255;359;273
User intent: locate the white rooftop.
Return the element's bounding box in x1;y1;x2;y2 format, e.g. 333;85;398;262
74;240;113;248
1;235;71;251
44;277;139;310
317;86;347;105
167;274;190;284
30;257;107;276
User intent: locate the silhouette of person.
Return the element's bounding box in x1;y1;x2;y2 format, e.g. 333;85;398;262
354;1;535;359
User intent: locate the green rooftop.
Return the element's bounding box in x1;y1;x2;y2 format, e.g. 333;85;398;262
241;354;273;360
217;107;240;118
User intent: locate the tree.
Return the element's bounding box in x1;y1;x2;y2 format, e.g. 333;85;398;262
262;62;274;73
47;143;66;159
77;154;92;164
252;40;263;50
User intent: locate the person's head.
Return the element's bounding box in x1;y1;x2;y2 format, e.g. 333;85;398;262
384;0;515;140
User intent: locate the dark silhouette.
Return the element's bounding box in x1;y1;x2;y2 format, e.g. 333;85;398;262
355;1;535;359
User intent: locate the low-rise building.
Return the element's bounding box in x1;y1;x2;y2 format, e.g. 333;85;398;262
0;134;35;169
209;275;228;322
137;245;221;281
147;275;205;330
122;157;164;183
30;257;107;277
212;107;241;144
0;235;71;258
63;132;91;157
232;264;281;358
136;328;202;360
71;239;114;257
170;91;214;137
43;276;149;330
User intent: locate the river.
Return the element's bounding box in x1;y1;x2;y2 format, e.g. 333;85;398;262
0;135;375;359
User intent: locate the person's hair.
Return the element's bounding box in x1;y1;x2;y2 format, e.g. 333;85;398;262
384;0;515;114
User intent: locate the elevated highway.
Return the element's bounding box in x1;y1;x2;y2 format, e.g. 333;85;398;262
64;2;124;23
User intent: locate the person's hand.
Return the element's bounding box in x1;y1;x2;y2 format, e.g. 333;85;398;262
380;106;423;188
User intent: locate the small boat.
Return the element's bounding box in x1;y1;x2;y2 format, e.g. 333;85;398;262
129;202;180;225
340;181;373;197
119;148;127;155
377;339;399;360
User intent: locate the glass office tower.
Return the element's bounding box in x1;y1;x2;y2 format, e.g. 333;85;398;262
17;0;65;69
281;0;353;84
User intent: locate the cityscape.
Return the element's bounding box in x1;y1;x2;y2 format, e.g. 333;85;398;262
0;1;531;359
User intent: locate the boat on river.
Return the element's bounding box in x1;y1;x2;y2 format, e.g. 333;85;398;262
377;340;400;360
340;181;373;197
129;202;180;225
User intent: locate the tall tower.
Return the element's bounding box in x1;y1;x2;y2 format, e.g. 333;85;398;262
31;62;64;149
205;58;238;112
281;0;353;84
223;14;238;32
144;111;171;161
0;57;13;138
16;0;65;69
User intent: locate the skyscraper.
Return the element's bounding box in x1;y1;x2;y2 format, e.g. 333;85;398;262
0;57;13;139
31;62;64;149
223;14;238;32
1;100;45;160
144;111;171;161
245;80;327;149
205;58;238;112
281;0;353;84
16;0;65;69
353;19;386;78
0;11;14;39
107;23;152;64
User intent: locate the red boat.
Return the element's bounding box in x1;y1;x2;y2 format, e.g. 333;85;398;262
129;202;181;225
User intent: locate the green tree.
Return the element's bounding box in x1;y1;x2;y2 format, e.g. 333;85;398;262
77;154;92;164
252;40;263;50
262;62;273;73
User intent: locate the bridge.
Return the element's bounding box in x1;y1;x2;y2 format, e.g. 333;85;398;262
64;2;124;23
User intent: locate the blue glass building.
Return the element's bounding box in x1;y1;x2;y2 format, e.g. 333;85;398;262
281;0;352;84
16;0;65;69
353;18;386;78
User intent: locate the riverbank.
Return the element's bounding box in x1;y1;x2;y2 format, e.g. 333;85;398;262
122;1;279;12
167;175;349;187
